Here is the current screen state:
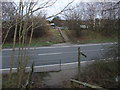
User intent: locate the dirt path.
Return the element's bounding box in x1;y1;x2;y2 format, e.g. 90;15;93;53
42;63;89;88
58;29;70;42
42;68;77;88
32;62;90;88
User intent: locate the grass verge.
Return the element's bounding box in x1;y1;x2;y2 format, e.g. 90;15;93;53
76;59;119;88
3;29;118;48
2;72;49;88
79;31;118;44
3;29;64;48
64;30;118;44
2;59;119;88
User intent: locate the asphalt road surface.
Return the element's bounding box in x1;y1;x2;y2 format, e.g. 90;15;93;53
2;42;118;69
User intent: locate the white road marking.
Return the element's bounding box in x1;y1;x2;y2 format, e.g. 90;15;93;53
0;60;94;71
37;49;105;56
2;48;109;57
81;48;110;52
38;52;62;56
2;42;117;51
1;57;118;73
2;49;106;57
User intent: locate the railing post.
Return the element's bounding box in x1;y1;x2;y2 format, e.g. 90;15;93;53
78;47;81;81
71;80;74;88
60;59;61;71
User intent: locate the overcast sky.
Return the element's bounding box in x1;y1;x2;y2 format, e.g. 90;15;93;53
43;0;119;19
45;0;79;17
3;0;119;19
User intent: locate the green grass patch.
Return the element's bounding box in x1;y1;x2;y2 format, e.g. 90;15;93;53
79;37;117;44
2;42;53;48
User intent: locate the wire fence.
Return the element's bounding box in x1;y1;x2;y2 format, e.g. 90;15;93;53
26;56;78;72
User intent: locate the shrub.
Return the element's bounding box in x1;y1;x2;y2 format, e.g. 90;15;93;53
2;16;50;43
80;60;119;88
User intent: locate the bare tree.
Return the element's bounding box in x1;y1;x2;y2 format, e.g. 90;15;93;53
97;2;119;35
2;0;75;88
63;2;86;38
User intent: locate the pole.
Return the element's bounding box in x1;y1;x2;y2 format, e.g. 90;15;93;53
78;47;80;81
60;59;61;71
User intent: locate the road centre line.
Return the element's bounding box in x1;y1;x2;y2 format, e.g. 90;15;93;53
2;49;106;57
38;52;62;56
2;42;117;51
38;49;105;56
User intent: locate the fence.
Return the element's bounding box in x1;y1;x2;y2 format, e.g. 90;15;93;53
1;56;79;73
70;47;109;89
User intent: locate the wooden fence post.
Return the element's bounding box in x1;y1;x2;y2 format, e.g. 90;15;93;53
60;59;61;71
78;47;80;81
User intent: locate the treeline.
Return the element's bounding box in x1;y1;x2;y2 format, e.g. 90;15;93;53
63;2;120;37
2;1;120;43
2;1;75;88
2;2;50;43
2;16;50;42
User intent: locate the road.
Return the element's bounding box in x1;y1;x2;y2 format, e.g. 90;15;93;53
2;42;118;69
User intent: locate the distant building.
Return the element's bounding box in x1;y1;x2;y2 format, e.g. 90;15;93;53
80;25;88;29
50;23;55;29
56;26;68;30
50;23;55;26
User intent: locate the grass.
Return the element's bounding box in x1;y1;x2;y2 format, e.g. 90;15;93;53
3;41;53;48
2;59;119;88
75;30;117;44
3;29;118;48
2;72;49;88
79;37;117;44
3;29;64;48
77;59;119;88
64;30;118;44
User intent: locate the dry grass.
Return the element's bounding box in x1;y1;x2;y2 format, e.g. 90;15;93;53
65;30;118;44
3;29;118;48
78;30;117;44
62;59;119;88
3;29;64;48
2;72;49;88
78;59;119;88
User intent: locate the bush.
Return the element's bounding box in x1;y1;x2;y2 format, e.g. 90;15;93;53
66;20;82;38
27;16;50;38
79;60;119;88
2;16;50;43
